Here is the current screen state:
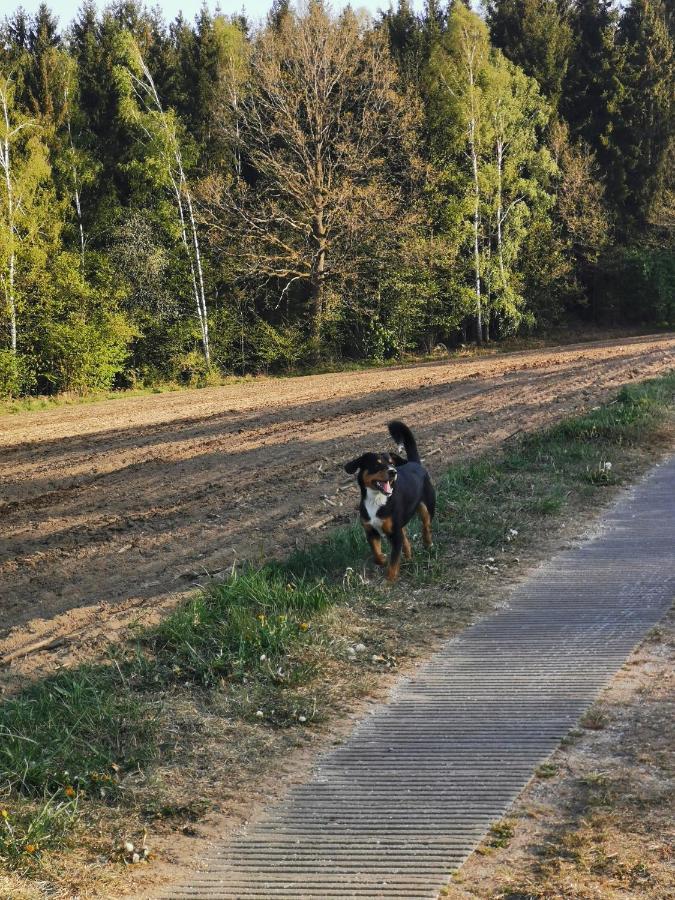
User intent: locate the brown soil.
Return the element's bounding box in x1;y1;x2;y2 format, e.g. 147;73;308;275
2;334;674;688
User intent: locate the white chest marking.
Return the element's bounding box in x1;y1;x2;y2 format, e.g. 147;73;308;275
365;488;388;536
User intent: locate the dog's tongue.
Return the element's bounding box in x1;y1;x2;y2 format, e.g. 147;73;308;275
383;481;392;495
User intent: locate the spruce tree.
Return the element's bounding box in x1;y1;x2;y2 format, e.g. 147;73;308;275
486;0;573;107
612;0;673;226
562;0;622;165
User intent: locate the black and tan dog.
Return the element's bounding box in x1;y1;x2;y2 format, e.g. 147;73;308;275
345;421;435;582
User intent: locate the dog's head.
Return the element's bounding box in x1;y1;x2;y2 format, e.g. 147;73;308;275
344;452;402;497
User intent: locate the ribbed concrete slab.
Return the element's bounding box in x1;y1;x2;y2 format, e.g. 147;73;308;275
162;457;675;900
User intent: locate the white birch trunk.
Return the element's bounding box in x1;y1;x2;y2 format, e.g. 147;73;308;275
465;37;482;347
0;87;17;353
64;91;86;270
134;54;210;365
496;137;506;293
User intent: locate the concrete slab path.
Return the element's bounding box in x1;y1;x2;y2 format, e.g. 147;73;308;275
161;456;675;900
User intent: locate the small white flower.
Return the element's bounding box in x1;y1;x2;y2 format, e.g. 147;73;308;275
124;841;135;854
255;710;264;718
298;715;307;723
259;654;266;662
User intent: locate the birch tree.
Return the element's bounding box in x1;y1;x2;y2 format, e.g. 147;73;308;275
429;4;491;343
116;33;211;364
483;52;554;333
0;72;49;354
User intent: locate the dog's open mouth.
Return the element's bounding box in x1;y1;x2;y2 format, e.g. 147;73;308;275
375;480;393;495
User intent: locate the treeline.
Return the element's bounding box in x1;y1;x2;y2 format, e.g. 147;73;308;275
0;0;672;396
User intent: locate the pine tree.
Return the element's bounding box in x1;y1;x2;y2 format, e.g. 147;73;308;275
381;0;426;87
486;0;572;108
612;0;673;226
562;0;622;164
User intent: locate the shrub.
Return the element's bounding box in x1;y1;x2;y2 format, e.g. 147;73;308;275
0;351;35;399
36;313;135;394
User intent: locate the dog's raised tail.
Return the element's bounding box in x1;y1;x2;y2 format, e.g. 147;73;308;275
388;420;421;464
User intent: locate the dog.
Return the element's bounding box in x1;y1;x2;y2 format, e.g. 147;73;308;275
344;421;435;582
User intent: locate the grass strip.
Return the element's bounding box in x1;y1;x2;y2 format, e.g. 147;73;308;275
0;371;673;878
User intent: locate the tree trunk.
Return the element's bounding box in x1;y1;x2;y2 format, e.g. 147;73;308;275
310;147;326;353
136;53;210;365
65;100;86;271
1;91;17;353
496;137;506;292
184;184;210;365
467;58;482;347
310;232;325;354
472;158;482;347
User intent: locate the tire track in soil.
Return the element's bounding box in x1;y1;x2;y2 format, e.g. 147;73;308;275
1;334;673;686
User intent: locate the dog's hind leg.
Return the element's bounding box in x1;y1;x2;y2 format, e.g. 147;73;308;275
417;502;433;548
423;473;436;519
402;528;413;560
363;522;386;566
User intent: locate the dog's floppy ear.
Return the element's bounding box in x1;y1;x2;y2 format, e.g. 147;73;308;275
344;455;366;474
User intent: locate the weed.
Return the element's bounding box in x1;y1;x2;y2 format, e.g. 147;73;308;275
488;819;516;848
147;568;336;686
536;762;558;779
580;707;609;730
0;796;78;873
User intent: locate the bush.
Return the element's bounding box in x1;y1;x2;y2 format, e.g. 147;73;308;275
0;351;35;399
597;245;675;326
247;319;306;372
36;313;135;394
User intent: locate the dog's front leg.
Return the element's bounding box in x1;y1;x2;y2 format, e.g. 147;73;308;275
386;530;403;582
363;522;386;566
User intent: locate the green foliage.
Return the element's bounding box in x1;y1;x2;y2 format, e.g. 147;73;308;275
0;0;671;396
597;244;675;326
0;349;35;397
428;5;554;338
36;311;134;393
486;0;573;107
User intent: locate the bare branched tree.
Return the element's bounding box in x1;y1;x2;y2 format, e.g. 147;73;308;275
203;2;421;350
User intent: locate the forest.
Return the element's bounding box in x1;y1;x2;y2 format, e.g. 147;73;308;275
0;0;673;396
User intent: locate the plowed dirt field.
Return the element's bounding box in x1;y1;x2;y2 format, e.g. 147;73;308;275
2;334;673;685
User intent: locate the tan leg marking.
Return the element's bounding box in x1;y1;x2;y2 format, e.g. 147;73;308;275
362;520;386;566
402;528;412;560
386;558;400;582
418;503;433;547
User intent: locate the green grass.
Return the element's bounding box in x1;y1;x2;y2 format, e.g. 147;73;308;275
0;666;159;798
0;795;78;873
148;568;336;686
0;370;672;880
